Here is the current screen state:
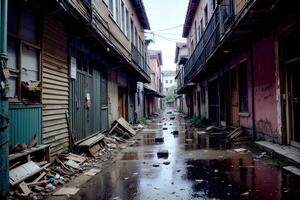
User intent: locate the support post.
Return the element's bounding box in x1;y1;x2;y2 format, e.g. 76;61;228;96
0;0;9;199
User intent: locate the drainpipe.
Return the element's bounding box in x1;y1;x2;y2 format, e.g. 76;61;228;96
250;44;256;140
0;0;9;199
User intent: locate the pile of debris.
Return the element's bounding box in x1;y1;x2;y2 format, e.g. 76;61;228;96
109;117;137;139
8;117;141;198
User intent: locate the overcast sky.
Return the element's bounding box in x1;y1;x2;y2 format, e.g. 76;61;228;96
143;0;188;71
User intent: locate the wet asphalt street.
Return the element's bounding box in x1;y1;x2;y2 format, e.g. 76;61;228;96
71;108;300;200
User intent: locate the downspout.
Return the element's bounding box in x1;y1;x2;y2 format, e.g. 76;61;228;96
250;44;256;140
0;0;9;199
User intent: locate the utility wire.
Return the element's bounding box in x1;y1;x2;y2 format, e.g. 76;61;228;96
146;24;184;33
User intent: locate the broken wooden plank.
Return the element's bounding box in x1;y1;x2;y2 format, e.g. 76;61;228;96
33;172;46;183
10;161;40;185
10;162;50;186
19;181;31;195
9;145;50;162
27;180;48;187
88;143;102;156
227;127;241;138
108;123;118;135
77;133;105;147
230;129;243;140
65;153;86;164
116;118;136;136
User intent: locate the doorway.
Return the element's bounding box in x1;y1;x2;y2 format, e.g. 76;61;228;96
118;87;128;120
229;68;240;126
287;64;300;146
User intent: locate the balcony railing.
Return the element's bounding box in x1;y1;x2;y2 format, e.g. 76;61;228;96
184;0;250;84
131;43;151;76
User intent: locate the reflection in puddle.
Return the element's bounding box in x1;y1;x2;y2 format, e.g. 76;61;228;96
73;109;300;200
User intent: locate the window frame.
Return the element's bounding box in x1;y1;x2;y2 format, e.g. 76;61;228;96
7;3;41;101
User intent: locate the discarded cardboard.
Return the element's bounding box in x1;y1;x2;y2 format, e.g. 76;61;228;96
53;187;79;196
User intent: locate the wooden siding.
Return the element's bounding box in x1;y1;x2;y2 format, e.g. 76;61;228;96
42;16;69;157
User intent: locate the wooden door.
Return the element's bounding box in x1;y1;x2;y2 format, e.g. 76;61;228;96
288;65;300;146
230;68;239;126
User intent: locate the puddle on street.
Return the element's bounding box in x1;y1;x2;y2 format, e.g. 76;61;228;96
72;109;300;200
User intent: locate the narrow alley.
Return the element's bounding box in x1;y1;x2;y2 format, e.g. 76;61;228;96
1;0;300;199
69;108;300;200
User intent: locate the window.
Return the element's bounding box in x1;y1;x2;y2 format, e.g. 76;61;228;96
130;19;134;43
135;28;138;47
121;1;125;31
115;0;121;25
170;80;173;84
204;5;208;25
7;3;40;101
165;80;168;84
109;0;114;15
239;62;248;112
200;19;204;35
194;21;197;43
125;9;129;37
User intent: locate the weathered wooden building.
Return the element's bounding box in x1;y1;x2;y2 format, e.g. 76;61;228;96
179;0;300;148
144;50;163;117
5;0;151;157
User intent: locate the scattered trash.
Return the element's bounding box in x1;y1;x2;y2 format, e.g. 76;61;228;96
84;168;101;176
254;152;267;159
241;192;249;196
195;179;204;183
157;150;169;158
163;161;170;165
172;130;179;135
65;160;80;170
233;148;247;153
123;177;130;180
53;187;79;196
155;137;164;143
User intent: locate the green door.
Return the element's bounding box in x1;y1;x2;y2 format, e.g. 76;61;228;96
70;66;108;142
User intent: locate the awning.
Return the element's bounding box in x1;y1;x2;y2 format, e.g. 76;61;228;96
177;82;196;94
144;84;164;98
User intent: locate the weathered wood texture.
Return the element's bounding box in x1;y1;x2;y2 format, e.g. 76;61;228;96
42;16;69;157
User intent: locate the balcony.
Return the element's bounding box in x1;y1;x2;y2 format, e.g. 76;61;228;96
131;43;151;81
183;0;253;84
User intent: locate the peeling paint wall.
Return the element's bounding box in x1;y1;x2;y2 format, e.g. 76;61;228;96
253;36;278;137
108;69;118;126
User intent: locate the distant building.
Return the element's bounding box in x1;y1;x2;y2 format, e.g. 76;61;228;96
174;42;188;113
162;70;176;93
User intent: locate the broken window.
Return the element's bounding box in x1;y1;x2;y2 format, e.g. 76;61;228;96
239;62;248;112
7;2;41;102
